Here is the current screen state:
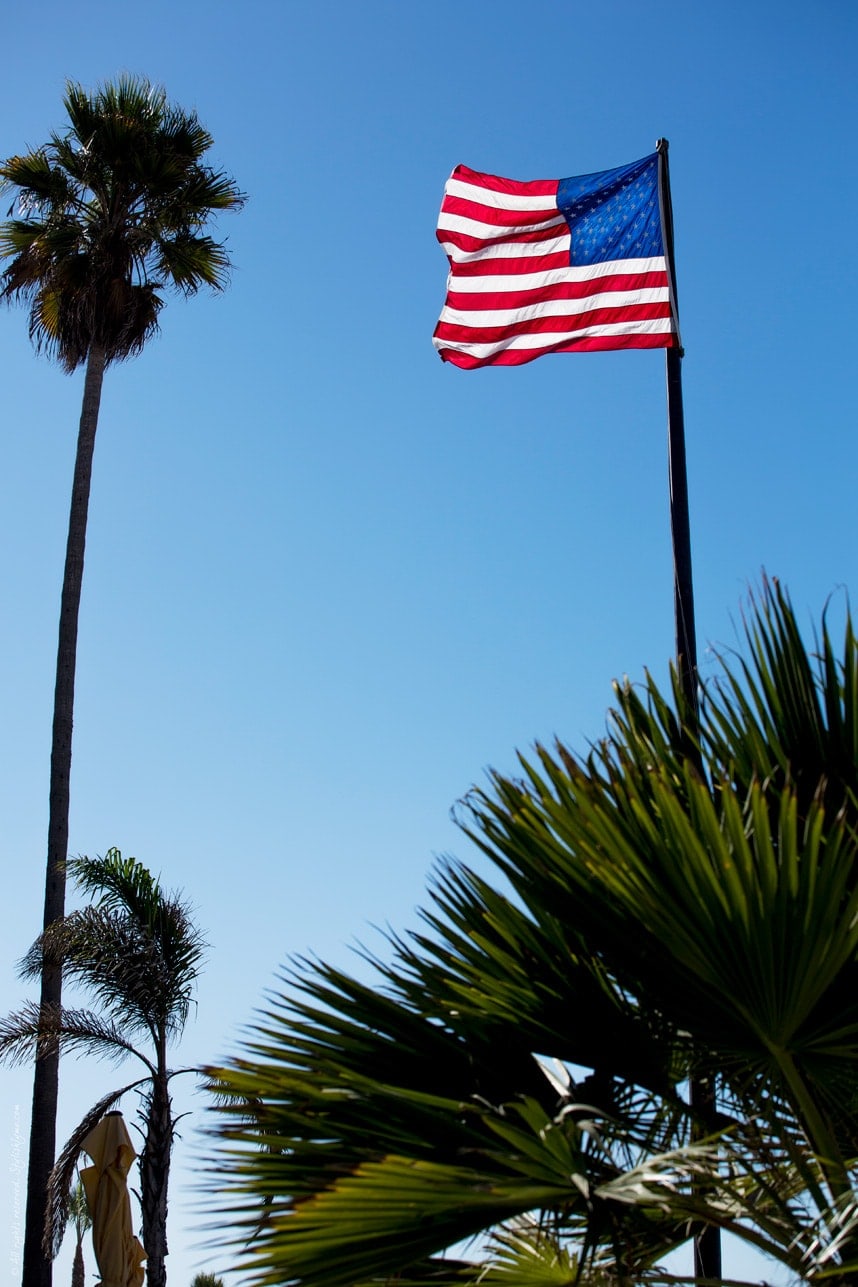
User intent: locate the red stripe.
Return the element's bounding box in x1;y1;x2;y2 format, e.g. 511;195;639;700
440;222;567;256
441;193;559;228
450;164;558;200
446;272;669;311
438;331;677;369
451;250;572;277
435;303;672;346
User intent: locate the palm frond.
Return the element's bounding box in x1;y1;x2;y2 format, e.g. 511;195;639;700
0;1000;149;1068
46;1078;146;1256
462;725;858;1182
704;578;858;819
391;857;686;1097
155;234;231;293
479;1222;596;1287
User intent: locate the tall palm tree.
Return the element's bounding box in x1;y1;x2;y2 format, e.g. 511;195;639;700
0;76;243;1287
206;580;858;1286
0;848;206;1287
65;1180;90;1287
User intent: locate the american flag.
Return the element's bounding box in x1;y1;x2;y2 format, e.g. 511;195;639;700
433;152;678;369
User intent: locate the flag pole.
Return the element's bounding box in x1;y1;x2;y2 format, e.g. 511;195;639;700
656;139;697;712
666;348;697;704
657;139;721;1285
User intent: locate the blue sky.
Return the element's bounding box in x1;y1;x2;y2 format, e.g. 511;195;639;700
0;2;855;1282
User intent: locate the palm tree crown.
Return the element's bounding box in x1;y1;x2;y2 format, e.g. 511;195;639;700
18;850;206;1058
0;75;244;369
28;849;205;1050
0;849;206;1287
66;1180;90;1287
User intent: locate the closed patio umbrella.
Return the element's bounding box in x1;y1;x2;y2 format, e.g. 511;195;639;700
80;1111;146;1287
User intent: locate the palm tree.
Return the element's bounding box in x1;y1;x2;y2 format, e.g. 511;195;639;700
65;1180;90;1287
0;848;206;1287
0;76;243;1287
206;580;858;1286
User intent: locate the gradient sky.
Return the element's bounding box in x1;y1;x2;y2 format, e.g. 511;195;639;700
1;2;855;1282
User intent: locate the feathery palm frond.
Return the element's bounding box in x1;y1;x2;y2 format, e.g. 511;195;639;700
46;1080;145;1257
0;1001;149;1068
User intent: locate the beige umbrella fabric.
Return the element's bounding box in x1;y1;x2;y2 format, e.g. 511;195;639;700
80;1111;146;1287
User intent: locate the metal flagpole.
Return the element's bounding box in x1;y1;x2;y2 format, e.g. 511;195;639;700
657;139;722;1284
657;139;698;712
666;346;697;707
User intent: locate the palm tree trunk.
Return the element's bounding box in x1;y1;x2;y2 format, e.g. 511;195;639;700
23;344;106;1287
70;1237;85;1287
140;1068;173;1287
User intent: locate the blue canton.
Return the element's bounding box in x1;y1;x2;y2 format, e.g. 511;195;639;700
557;153;663;266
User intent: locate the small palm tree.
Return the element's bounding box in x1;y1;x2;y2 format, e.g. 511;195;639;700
206;580;858;1286
0;848;206;1287
0;77;243;1287
66;1181;90;1287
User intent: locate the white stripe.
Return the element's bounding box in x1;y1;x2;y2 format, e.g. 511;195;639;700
446;257;668;294
438;231;572;263
437;210;567;241
433;317;675;359
439;287;670;328
444;177;559;213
